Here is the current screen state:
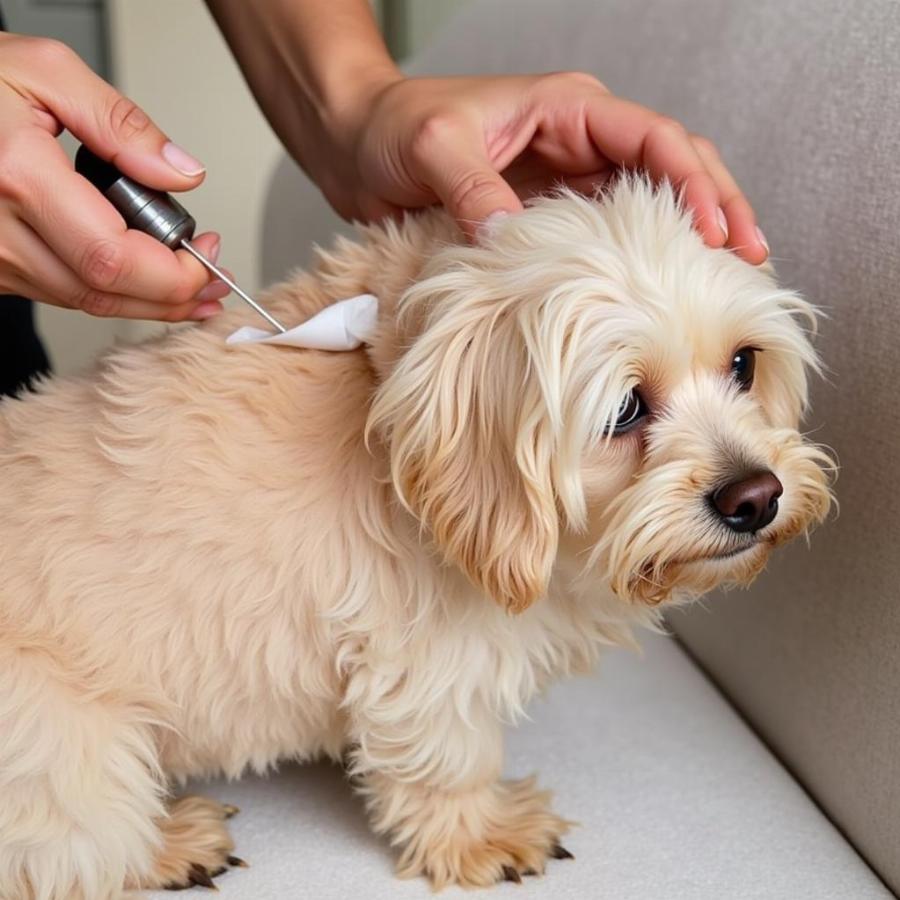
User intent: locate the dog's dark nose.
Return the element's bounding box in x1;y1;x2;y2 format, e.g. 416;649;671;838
709;471;783;533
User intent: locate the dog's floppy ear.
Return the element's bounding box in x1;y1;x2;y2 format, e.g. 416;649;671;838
368;299;558;614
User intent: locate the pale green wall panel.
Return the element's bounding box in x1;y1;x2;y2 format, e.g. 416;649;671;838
380;0;472;59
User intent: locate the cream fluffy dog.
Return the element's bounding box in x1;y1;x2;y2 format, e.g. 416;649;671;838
0;177;832;898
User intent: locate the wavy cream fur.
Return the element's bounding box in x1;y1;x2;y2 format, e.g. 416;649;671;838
0;177;832;896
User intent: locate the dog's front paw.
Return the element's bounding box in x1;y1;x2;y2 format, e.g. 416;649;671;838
381;776;574;889
137;795;248;891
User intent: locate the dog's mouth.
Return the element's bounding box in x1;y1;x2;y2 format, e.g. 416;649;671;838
709;542;758;561
686;540;763;565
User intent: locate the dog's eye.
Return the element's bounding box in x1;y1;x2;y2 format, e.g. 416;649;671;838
731;348;756;390
611;389;648;434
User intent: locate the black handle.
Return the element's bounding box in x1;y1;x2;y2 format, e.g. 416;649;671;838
74;144;196;249
74;145;124;193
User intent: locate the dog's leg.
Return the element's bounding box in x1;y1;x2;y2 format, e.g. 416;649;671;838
361;771;572;889
130;796;244;891
349;677;571;888
0;633;166;900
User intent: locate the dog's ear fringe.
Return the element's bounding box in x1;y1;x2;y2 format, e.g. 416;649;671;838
368;280;560;614
371;392;559;615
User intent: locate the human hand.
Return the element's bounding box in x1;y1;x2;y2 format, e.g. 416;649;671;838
0;34;230;321
314;71;768;263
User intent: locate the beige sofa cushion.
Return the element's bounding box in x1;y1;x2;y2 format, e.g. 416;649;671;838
147;636;890;898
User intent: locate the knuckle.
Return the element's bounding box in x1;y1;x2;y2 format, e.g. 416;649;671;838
106;95;152;142
726;193;753;217
410;114;458;162
691;134;719;160
76;288;121;319
168;281;197;306
0;238;14;270
80;239;129;291
0;142;28;200
546;71;609;93
446;170;500;215
650;116;688;141
162;303;191;323
26;37;74;69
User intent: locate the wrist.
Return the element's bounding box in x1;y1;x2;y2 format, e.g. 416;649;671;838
207;0;401;169
312;58;403;146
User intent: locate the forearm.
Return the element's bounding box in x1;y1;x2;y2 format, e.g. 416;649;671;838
205;0;400;169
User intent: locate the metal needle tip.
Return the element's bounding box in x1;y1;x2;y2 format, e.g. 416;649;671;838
180;239;287;333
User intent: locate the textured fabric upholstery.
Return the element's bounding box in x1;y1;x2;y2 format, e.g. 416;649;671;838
260;0;900;891
148;636;888;899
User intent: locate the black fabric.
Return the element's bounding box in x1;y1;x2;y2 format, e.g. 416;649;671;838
0;1;54;399
0;295;51;396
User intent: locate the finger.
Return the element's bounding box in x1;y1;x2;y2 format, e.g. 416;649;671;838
64;292;227;322
690;135;768;264
6;36;205;190
583;97;727;249
15;137;214;302
186;231;223;279
184;231;232;303
428;153;524;241
188;299;227;320
411;120;523;241
9;217;227;321
640;120;725;248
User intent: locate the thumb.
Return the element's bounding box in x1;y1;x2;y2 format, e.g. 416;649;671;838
22;39;205;191
421;142;522;241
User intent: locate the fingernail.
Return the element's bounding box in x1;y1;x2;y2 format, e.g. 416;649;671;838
716;207;729;241
208;238;221;265
756;226;770;255
190;300;224;320
162;141;205;177
195;280;230;303
476;210;509;243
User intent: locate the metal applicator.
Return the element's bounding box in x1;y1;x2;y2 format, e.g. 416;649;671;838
74;145;286;333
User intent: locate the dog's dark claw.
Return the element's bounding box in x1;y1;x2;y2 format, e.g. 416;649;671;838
227;854;249;868
222;804;240;819
188;864;218;890
501;865;522;884
550;843;574;861
164;857;238;891
522;868;539;877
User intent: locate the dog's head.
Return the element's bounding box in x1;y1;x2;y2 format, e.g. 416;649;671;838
368;177;833;612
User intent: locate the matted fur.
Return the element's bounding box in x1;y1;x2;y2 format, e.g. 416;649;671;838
0;178;832;897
